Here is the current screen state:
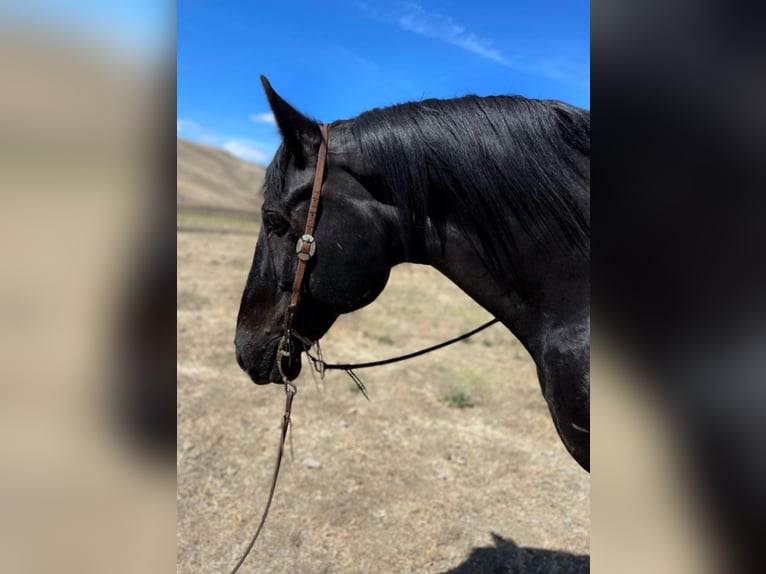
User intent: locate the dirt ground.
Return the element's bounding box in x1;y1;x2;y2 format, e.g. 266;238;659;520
177;216;589;573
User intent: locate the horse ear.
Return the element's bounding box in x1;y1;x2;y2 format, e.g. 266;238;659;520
260;75;320;162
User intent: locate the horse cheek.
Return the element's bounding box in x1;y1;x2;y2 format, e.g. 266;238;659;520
310;242;389;314
352;266;390;310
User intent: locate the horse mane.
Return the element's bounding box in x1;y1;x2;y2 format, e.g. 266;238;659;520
347;94;590;289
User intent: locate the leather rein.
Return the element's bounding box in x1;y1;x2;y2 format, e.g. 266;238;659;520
230;123;498;573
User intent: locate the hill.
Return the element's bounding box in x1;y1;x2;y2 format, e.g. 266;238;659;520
177;138;266;214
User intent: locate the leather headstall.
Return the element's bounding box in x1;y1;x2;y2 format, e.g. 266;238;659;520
276;123;330;377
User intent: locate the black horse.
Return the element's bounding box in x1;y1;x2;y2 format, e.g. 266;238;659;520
235;77;590;471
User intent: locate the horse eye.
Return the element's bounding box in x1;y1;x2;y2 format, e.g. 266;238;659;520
263;211;288;235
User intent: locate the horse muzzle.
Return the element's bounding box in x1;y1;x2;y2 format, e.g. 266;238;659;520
235;334;304;385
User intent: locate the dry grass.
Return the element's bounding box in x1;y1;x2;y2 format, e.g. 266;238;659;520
177;215;589;573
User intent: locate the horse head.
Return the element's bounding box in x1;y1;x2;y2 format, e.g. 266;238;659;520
234;77;394;385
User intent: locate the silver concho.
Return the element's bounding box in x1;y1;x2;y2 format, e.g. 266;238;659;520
295;234;316;261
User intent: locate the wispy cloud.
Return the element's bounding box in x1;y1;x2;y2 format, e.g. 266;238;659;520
397;3;509;66
357;2;587;89
222;140;273;164
249;112;276;125
177;119;202;133
177;119;219;144
177;119;276;163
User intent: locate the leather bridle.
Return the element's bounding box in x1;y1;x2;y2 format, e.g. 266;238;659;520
275;123;330;384
275;121;497;388
270;114;498;422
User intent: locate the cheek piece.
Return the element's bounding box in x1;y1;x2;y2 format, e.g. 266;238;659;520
276;123;330;381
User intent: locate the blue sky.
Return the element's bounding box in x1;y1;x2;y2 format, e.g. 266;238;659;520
178;0;590;165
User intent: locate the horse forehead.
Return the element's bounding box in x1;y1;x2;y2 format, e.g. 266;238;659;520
267;167;354;213
265;163;318;206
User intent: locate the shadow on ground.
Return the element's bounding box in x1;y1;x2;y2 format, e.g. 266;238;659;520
442;533;589;574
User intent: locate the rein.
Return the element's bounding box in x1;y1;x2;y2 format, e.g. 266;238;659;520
230;124;329;574
230;123;501;572
305;319;500;396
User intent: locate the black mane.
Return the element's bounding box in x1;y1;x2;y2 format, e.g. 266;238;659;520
348;94;590;288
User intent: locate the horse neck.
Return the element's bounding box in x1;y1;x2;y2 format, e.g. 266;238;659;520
392;219;541;356
333;121;588;356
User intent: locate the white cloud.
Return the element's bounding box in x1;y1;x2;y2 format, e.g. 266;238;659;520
249;112;276;125
177;120;277;164
177;119;219;144
397;4;508;66
177;119;202;133
222;140;272;164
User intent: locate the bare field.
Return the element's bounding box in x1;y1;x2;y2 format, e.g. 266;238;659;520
177;217;589;573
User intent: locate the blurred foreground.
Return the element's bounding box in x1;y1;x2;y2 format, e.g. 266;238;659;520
0;7;175;573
